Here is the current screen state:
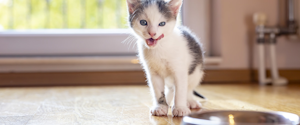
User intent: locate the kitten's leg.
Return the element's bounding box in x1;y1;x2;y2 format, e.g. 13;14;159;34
164;76;175;107
149;74;168;116
165;86;174;107
172;72;191;116
187;65;204;109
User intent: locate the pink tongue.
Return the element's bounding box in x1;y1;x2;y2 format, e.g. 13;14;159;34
146;38;157;46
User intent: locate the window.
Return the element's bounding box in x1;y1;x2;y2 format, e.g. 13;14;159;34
0;0;128;29
0;0;219;72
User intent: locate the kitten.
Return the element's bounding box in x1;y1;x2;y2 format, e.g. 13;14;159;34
126;0;205;116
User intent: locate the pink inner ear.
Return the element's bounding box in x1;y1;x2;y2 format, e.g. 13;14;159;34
169;0;182;15
127;0;139;14
128;4;135;14
129;7;134;13
171;6;180;15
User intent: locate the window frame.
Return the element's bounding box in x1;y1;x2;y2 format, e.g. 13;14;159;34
0;1;210;56
0;1;221;72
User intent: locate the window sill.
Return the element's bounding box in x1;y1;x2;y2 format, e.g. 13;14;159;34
0;56;222;72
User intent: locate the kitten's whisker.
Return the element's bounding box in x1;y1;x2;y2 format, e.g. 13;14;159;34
122;35;132;45
130;38;138;50
123;35;137;51
125;36;135;50
128;37;136;50
124;35;135;44
132;42;138;50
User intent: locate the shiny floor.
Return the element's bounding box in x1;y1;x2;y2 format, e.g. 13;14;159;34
0;83;299;125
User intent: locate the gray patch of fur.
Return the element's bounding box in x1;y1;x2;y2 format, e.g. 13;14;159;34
158;92;168;105
155;0;175;20
128;0;175;27
179;26;204;74
129;3;144;27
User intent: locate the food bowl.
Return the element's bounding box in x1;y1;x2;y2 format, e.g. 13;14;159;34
182;110;300;125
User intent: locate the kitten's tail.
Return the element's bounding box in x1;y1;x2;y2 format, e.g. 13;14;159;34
193;91;206;99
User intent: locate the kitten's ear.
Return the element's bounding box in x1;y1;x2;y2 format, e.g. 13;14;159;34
168;0;182;16
126;0;140;14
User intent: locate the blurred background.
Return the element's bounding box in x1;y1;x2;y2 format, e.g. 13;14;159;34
0;0;300;86
1;1;299;124
0;0;128;29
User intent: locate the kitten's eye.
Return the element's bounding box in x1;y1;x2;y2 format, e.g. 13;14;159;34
159;22;166;26
140;20;147;26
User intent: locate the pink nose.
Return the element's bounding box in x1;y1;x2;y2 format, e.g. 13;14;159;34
149;32;156;37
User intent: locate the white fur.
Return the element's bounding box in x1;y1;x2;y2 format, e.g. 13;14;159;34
127;0;204;117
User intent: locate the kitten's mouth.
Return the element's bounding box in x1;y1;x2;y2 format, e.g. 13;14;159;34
146;34;164;47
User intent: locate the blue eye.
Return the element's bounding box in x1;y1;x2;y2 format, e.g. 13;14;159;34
159;22;166;26
140;20;147;26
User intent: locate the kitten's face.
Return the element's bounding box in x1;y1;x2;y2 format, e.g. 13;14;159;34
127;0;182;49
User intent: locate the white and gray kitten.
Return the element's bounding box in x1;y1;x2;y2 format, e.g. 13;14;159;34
126;0;205;116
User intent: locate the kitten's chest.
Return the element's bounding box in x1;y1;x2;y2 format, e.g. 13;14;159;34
143;51;172;76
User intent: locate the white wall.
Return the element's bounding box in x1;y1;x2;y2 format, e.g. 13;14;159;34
182;0;211;56
211;0;300;69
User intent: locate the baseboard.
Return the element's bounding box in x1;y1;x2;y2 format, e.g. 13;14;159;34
0;71;146;87
252;69;300;82
0;70;299;87
204;70;252;83
204;69;300;83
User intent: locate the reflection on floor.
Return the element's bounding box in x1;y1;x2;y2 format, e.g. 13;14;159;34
0;83;299;125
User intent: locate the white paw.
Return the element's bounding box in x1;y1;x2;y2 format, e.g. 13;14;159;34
150;105;168;116
187;100;202;109
172;106;191;117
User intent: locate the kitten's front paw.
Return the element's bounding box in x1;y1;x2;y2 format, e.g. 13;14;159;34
172;106;191;117
150;105;168;116
187;100;202;109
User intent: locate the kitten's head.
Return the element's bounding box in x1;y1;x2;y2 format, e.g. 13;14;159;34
126;0;182;48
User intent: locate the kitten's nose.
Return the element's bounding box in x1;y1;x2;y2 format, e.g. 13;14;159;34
149;32;156;37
